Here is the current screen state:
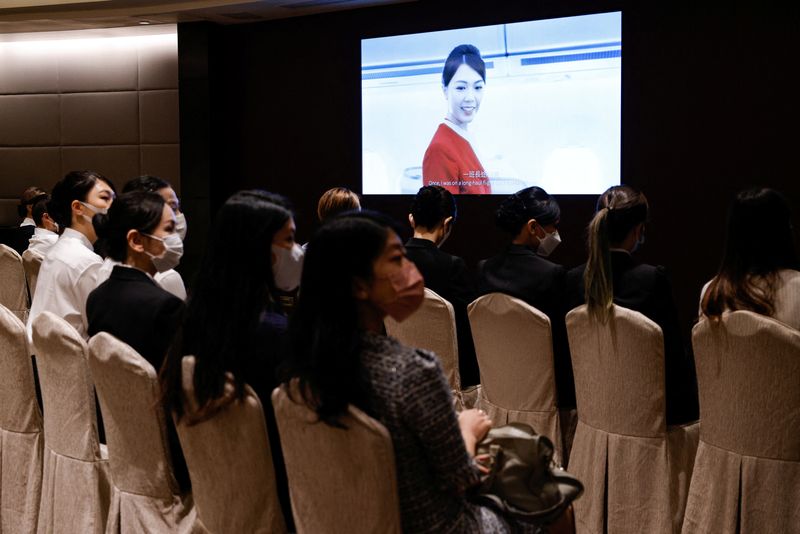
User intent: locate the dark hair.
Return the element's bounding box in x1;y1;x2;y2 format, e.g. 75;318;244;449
442;44;486;87
410;185;456;229
18;187;48;218
49;170;115;228
317;187;360;222
161;190;292;419
584;185;649;322
283;212;394;426
495;186;560;235
92;192;164;262
123;175;171;194
31;196;51;227
702;187;799;319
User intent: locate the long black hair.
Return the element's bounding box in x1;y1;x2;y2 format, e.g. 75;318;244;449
162;189;292;418
93;191;164;262
283;212;393;426
49;170;115;229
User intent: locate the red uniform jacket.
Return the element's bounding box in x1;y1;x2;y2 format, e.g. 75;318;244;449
423;124;492;195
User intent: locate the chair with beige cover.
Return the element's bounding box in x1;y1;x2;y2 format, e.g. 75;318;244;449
0;243;29;322
468;293;567;465
31;311;111;534
566;304;699;534
682;311;800;534
175;356;287;533
272;384;402;534
22;248;44;302
385;288;462;395
0;304;43;534
87;333;201;534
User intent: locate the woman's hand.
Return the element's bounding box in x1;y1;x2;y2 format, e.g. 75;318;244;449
458;408;492;456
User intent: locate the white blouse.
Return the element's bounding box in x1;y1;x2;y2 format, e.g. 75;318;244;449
27;227;59;257
96;257;187;301
27;228;103;341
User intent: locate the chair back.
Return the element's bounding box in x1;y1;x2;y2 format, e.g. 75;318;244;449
0;243;29;322
0;303;41;433
692;311;800;460
272;384;402;534
87;332;178;499
176;356;287;533
384;288;461;391
468;293;562;457
566;304;666;437
21;248;43;302
31;311;103;460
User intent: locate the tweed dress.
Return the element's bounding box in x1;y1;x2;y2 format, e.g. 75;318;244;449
360;331;544;534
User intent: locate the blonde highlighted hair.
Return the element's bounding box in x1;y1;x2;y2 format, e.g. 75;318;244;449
317;187;360;222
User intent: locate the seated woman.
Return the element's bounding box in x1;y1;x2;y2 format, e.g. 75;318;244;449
477;186;574;409
283;212;554;534
160;190;300;527
28;171;115;340
700;187;799;329
566;185;698;425
405;185;479;386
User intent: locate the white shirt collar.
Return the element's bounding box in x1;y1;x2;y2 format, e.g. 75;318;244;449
20;217;35;227
61;227;94;251
34;227;58;237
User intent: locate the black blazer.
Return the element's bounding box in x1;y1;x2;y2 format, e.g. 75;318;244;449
404;237;480;386
477;244;575;409
566;250;699;425
87;265;184;370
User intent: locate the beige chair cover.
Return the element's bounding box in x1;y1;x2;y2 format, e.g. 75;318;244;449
87;333;202;534
0;304;43;534
175;356;287;534
0;243;29;322
683;311;800;534
31;311;111;534
468;293;565;464
272;385;402;534
22;248;44;302
385;288;461;393
566;304;699;534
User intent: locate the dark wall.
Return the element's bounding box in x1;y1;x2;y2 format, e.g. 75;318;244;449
179;0;800;338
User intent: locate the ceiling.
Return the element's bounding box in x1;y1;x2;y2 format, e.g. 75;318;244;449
0;0;414;34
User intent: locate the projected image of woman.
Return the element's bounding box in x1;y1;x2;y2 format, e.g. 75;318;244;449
423;45;491;195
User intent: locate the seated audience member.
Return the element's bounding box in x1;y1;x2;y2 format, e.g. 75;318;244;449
283;212;560;534
6;186;48;255
27;196;60;256
405;185;479;386
477;186;574;409
700;187;800;330
27;171;115;340
119;175;188;300
566;185;698;425
160;190;299;526
317;186;361;222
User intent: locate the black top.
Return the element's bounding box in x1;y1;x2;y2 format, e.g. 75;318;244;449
0;225;35;256
404;237;480;386
477;244;575;409
566;250;699;425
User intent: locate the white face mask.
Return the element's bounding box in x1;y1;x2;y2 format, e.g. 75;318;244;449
144;233;184;273
79;201;108;224
536;229;561;257
272;243;304;292
174;213;188;241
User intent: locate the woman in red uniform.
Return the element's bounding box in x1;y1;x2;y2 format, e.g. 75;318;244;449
423;44;491;195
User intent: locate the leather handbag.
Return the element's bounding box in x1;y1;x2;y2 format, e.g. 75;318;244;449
472;422;583;525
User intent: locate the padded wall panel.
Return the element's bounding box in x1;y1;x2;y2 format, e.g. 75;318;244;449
61;145;139;184
0;200;20;227
61;92;139;145
0;95;60;146
139;38;178;90
140;90;179;144
0;147;62;196
0;46;60;95
141;144;179;187
58;43;138;93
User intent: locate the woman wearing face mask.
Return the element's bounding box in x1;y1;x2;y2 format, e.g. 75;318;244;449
423;44;491;195
28;170;116;341
160;190;299;525
566;185;698;425
405;185;479;386
120;175;188;300
284;211;561;534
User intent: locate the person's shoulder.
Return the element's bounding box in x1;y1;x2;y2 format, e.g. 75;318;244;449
778;268;800;287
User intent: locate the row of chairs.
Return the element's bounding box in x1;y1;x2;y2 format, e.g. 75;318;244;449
0;242;44;322
387;288;800;534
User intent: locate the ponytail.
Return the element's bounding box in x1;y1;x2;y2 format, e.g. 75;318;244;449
584;207;614;322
